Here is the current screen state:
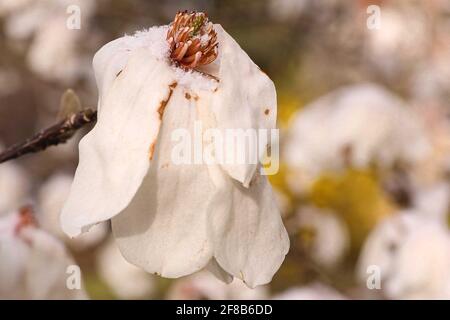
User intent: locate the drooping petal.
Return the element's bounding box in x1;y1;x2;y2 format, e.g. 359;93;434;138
208;25;278;187
93;27;169;116
206;258;233;284
92;37;133;115
61;48;177;237
112;87;217;278
211;169;290;288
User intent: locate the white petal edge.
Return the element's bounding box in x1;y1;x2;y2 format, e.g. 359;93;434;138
61;48;176;237
210;25;277;187
92;37;134;116
206;258;233;284
209;167;290;288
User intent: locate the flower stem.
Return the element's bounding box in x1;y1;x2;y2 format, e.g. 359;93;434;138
0;109;97;164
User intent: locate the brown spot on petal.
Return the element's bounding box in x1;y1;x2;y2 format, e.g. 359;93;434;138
149;142;156;161
157;81;178;120
264;109;270;115
149;82;178;160
185;92;191;100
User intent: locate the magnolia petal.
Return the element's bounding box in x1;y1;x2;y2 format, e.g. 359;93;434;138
93;37;134;115
206;258;233;284
112;88;216;278
61;49;176;237
212;170;290;288
210;25;277;187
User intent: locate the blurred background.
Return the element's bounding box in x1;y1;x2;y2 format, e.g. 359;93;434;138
1;0;450;299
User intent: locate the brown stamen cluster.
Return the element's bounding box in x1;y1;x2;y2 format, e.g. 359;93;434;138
167;11;218;69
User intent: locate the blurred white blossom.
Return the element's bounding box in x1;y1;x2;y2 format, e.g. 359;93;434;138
1;0;96;83
0;207;87;299
97;239;155;299
273;282;346;300
284;83;430;192
413;182;450;224
37;173;108;251
167;271;269;300
364;5;429;77
297;207;349;268
357;212;450;299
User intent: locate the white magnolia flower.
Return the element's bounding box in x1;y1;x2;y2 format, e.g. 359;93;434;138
0;143;29;215
61;13;289;288
167;271;268;300
0;207;87;299
97;239;155;300
284;83;429;190
273;282;346;300
413;182;450;224
357;212;450;299
38;173;108;251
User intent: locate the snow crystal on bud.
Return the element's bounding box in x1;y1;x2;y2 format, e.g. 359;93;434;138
123;26;218;92
173;66;218;92
124;26;171;61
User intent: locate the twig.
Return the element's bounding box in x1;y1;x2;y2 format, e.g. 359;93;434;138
0;109;97;164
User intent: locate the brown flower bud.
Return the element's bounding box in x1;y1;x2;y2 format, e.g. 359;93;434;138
167;11;218;69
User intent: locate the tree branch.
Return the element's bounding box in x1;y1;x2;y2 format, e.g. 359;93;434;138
0;109;97;164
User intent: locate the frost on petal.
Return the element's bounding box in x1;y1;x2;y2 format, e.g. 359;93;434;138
61;49;177;237
209;25;277;187
93;26;169;116
112;88;216;278
211;169;290;288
